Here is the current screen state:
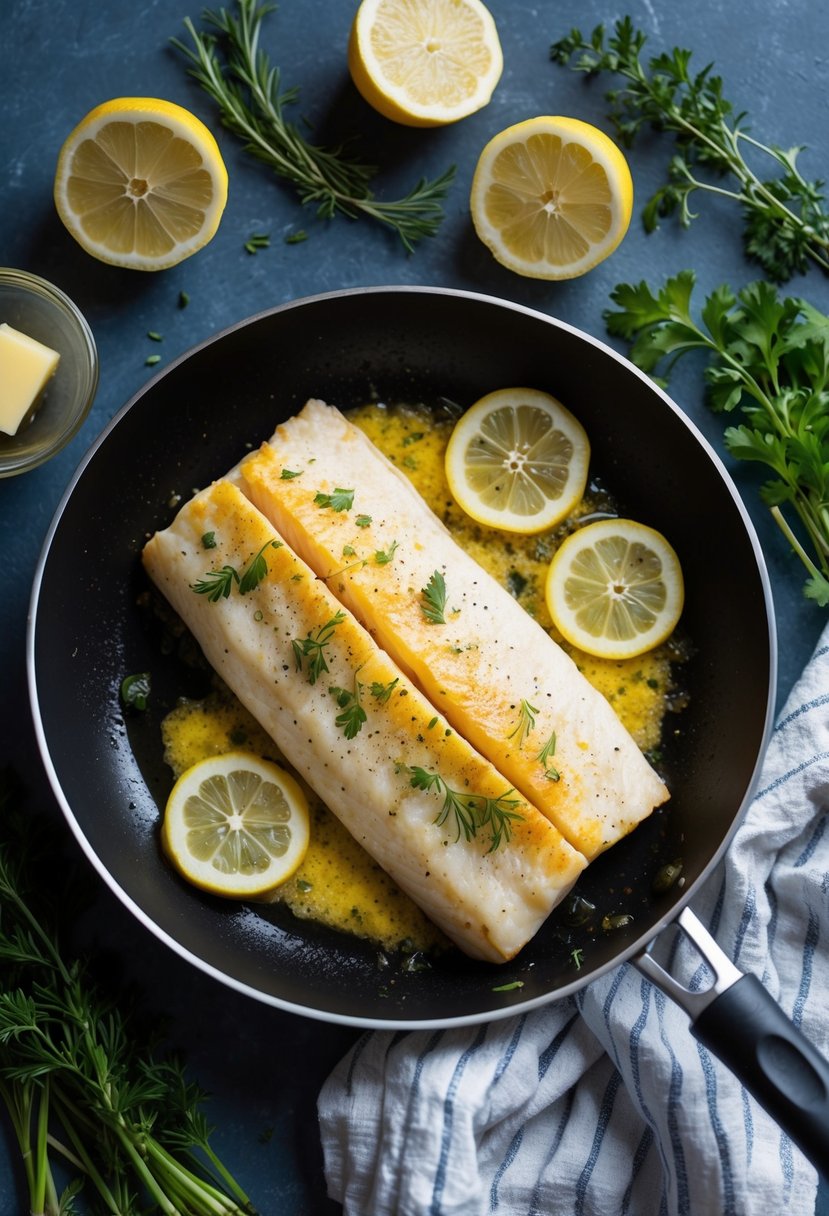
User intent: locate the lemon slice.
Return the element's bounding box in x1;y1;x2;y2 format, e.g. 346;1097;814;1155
162;752;310;899
445;387;590;533
545;519;684;659
470;115;633;279
53;97;228;270
348;0;503;127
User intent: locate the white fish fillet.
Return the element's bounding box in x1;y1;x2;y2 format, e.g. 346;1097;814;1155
237;399;669;861
142;479;587;963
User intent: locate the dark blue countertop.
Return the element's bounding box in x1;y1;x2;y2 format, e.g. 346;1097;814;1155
3;1;828;1211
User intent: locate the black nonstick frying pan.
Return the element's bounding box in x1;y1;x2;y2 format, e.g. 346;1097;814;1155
27;286;829;1173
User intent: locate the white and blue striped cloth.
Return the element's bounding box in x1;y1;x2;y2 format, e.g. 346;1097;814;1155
319;625;829;1215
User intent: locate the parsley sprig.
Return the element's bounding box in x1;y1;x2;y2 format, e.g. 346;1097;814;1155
191;538;280;600
420;570;448;624
172;0;455;252
329;682;366;740
606;271;829;605
551;18;829;281
292;612;346;684
402;765;524;852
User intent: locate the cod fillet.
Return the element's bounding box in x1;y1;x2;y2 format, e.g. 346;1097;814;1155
237;399;669;860
143;479;587;963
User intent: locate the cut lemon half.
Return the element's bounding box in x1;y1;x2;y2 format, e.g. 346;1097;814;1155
545;518;684;659
162;752;310;899
470;115;633;279
348;0;503;127
54;97;228;270
445;387;590;533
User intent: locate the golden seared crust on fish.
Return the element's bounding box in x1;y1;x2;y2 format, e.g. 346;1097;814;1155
238;399;669;861
142;479;586;963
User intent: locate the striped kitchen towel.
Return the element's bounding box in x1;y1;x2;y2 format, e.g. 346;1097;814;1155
318;625;829;1216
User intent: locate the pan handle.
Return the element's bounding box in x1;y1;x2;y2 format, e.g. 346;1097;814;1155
634;906;829;1179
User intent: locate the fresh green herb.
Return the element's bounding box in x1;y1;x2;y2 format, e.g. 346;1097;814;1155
201;531;217;549
402;765;524;852
296;879;313;892
420;570;447;624
551;18;829;281
355;514;372;528
145;353;161;366
0;771;255;1216
536;731;561;781
369;677;399;703
244;231;270;254
280;468;302;479
291;611;346;684
191;538;280;600
172;0;455;252
506;699;538;748
329;682;367;740
374;540;399;565
402;431;424;446
491;980;524;992
570;947;584;970
652;858;684;893
605;271;829;604
119;672;151;712
147;330;163;342
178;290;190;308
284;229;308;244
314;488;355;512
602;912;634;932
342;544;357;557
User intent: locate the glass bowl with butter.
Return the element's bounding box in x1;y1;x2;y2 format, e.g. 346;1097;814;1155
0;268;98;477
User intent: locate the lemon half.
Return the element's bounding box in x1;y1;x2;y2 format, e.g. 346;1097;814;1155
445;387;591;533
162;752;310;899
545;518;684;659
470;115;633;279
54;97;228;270
348;0;503;127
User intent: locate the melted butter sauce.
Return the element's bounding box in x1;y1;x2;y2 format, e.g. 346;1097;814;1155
161;401;687;953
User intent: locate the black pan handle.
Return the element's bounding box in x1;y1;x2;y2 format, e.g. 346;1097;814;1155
634;906;829;1179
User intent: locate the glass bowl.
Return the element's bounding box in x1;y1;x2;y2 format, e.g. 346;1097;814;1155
0;268;98;477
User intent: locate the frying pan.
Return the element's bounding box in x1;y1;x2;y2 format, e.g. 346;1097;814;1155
27;286;829;1172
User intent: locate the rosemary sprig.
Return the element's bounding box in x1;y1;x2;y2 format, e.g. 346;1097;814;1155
172;0;455;252
402;765;524;853
536;731;561;782
506;699;538;748
0;771;254;1215
551;18;829;281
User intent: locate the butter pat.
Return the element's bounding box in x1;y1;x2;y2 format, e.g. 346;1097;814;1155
0;322;60;436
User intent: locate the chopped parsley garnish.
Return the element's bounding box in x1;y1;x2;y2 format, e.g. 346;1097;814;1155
329;682;367;739
280;468;302;479
120;672;151;712
191;539;281;601
201;531;217;549
355;514;372;528
374;540;399;565
420;570;447;624
314;488;355;512
492;980;524;992
369;677;399;703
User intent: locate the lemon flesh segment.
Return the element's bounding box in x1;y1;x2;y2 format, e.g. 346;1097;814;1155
162;752;310;898
348;0;503;127
445;387;591;533
54;98;228;270
470;116;633;279
546;519;684;660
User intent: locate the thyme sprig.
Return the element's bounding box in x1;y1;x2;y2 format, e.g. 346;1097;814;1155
0;771;254;1215
172;0;455;251
605;271;829;605
402;765;524;852
551;18;829;281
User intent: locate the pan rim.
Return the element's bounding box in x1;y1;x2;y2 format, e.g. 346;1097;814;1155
25;284;778;1030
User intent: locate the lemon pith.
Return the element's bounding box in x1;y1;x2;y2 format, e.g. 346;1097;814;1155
445;387;590;533
162;752;310;898
546;519;684;659
470;116;633;279
54;97;228;271
348;0;503;127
